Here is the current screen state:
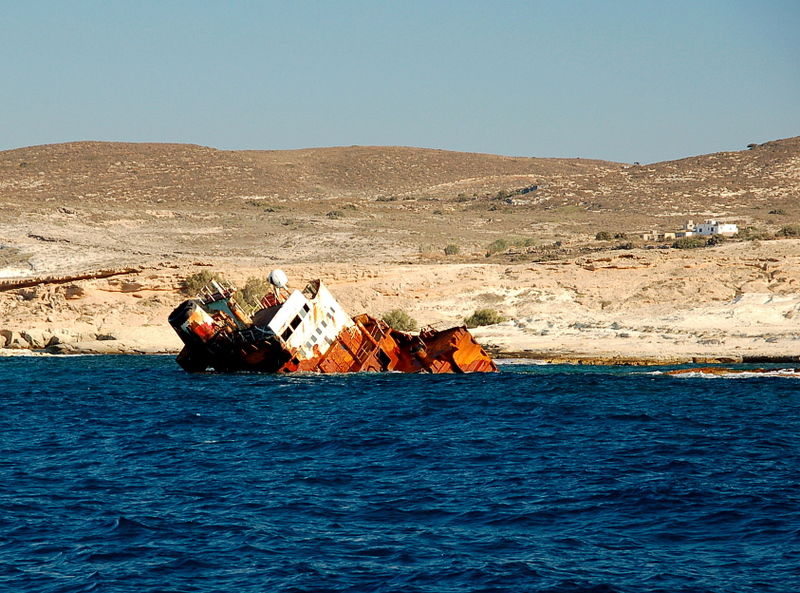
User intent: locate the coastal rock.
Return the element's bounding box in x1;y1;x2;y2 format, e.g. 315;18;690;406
120;281;144;293
18;288;39;302
47;328;87;345
63;284;85;299
20;329;50;349
0;328;97;350
1;330;28;349
47;340;131;354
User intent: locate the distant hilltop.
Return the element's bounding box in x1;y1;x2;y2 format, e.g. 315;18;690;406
1;137;798;216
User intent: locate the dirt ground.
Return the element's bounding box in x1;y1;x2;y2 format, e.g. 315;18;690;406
2;139;799;362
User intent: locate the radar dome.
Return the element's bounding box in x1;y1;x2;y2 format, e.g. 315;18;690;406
268;269;289;289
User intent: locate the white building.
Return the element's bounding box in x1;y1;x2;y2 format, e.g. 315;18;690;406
677;220;696;237
694;220;739;236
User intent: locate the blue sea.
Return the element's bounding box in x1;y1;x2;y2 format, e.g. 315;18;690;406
1;356;799;593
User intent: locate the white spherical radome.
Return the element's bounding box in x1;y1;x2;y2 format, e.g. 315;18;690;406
268;269;289;289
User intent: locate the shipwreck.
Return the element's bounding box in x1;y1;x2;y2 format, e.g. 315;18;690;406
168;270;497;374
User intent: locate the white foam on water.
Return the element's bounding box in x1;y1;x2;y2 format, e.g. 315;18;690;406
497;358;550;366
660;369;800;379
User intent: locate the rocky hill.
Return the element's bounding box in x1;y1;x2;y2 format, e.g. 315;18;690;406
1;138;798;277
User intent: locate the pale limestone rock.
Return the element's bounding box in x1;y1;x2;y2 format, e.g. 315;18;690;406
20;329;52;349
1;330;27;349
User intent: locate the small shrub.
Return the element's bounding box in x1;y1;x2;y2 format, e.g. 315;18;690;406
182;270;221;295
672;236;708;249
326;210;344;219
464;308;507;328
235;277;271;309
382;309;418;332
341;203;358;210
777;225;800;237
769;209;787;215
706;234;727;246
485;236;538;256
595;231;613;241
486;238;510;255
444;244;460;256
614;241;635;250
737;226;773;241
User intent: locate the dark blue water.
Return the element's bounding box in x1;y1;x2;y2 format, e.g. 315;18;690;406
1;356;799;593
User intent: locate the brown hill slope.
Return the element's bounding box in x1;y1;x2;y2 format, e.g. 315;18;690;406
579;136;800;218
0;141;615;206
2;137;796;211
1;138;798;276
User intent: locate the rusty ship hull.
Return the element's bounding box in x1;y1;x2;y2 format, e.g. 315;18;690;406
168;274;497;374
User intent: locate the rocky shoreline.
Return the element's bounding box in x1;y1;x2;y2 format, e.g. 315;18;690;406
4;243;800;366
3;339;799;369
490;350;800;366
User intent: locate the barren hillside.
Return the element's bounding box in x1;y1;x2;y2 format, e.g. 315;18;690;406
1;138;798;277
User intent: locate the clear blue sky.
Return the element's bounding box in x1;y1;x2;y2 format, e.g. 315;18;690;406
2;1;798;163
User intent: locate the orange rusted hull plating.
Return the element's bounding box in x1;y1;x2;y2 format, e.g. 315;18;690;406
169;276;497;374
287;314;497;374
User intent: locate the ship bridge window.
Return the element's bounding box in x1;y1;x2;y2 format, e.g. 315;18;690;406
280;314;303;342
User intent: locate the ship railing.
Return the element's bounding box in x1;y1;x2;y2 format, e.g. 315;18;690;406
354;339;379;363
353;320;388;362
234;325;274;346
198;279;237;304
229;292;279;317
